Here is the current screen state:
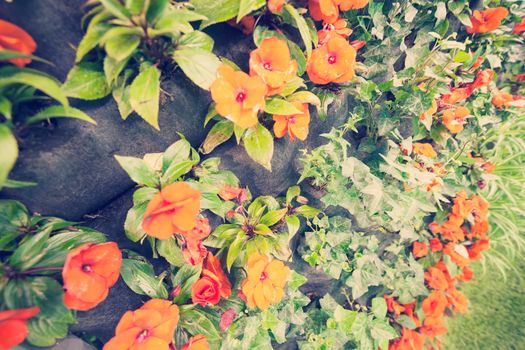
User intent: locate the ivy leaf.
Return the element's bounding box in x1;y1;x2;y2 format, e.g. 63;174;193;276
173;48;221;90
63;63;111;100
129;64;161;129
371;297;387;318
243;124;274;171
0;124;18;188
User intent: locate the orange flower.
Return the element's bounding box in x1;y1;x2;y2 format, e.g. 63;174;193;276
273;102;310;141
318;19;353;44
492;91;514;108
446;287;469;313
412;143;437;158
458;266;474;282
389;328;425;350
180;334;210;350
384;294;405;316
412;242;428;258
422;291;447;319
306;35;356;84
182;239;208;266
516;73;525;81
249;37;298;95
0;307;40;350
402;302;421;328
481;161;495;173
62;242;122;311
191;270;221;306
420;99;437;124
420;317;448;339
203;253;232;299
180;217;211;242
268;0;285;13
442;106;469;134
350;40;366;50
218;185;248;203
443;243;470;268
467;7;509;34
0;20;37;67
471;69;494;90
104;299;179;350
467;239;489;260
241;253;290;310
339;0;369;11
308;0;340;24
142;182;201;240
210;64;267;128
441;87;472;105
425;267;448;290
429;238;443;252
471;56;484;70
514;18;525;34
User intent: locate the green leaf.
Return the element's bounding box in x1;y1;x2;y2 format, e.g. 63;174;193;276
115;155;159;187
294;205;320;218
260;208;287;226
285;215;300;237
0;95;12;120
0;66;68;106
178;31;214;52
200;120;234;154
284;4;312;58
264;98;303;115
129;64;161;129
254;224;273;236
287;91;320;106
190;0;240;28
0;124;18;188
105;30;141;61
288;270;307;290
237;0;265;22
112;69;133;119
121;258;169;298
286;185;300;204
0;50;51;65
147;0;169;23
76;23;110;62
157;237;186;266
227;230;247;271
161;160;196;185
371;297;387;318
243;124;274;171
100;0;132;21
25;105;96;125
163;138;192;171
173;48;221;90
171;264;202;304
179;306;221;342
104;55;129;85
63;63;111;100
9;227;52;271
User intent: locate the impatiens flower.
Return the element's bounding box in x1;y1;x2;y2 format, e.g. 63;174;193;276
62;242;122;311
467;239;489;260
492;91;525;108
420;316;448;339
0;19;37;67
191;270;222;306
142;182;201;240
422;291;447;319
471;56;484;70
181;217;211;242
481;161;495;173
446;287;469;313
425;267;448;290
466;7;509;34
516;72;525;81
339;0;369;11
241;253;290;310
349;40;366;50
384;294;405;316
219;309;237;332
470;69;494;90
443;243;470;268
0;307;40;350
249;37;298;95
389;328;425;350
103;299;179;350
420;99;437;126
412;241;428;258
514;18;525;34
307;35;356;84
273;102;310;141
182;238;208;266
180;334;210;350
458;266;474;282
203;253;232;298
308;0;340;24
412;143;437;158
218;185;248;203
429;238;443;252
210;64;267;128
442;106;469;134
441;86;472;105
318;19;353;44
268;0;285;13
